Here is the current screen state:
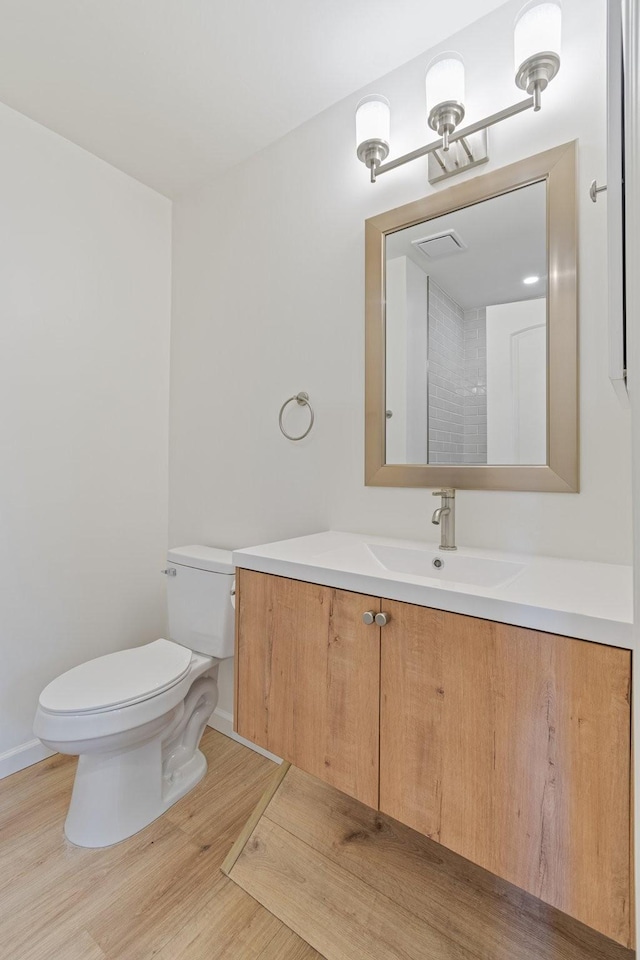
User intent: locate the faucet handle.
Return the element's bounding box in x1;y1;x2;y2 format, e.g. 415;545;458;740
432;488;455;498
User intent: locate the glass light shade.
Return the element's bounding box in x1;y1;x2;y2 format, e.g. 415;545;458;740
514;1;561;69
425;55;465;113
355;95;390;148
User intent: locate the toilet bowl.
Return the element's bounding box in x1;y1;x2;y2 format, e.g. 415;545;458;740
33;546;235;848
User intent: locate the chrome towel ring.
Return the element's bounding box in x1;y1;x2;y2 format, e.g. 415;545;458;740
278;391;314;441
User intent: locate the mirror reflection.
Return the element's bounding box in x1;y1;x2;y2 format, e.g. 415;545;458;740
384;181;547;467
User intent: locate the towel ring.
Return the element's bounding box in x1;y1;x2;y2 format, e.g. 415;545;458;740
279;392;314;441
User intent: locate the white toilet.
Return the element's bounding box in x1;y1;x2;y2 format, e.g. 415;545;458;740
33;545;235;848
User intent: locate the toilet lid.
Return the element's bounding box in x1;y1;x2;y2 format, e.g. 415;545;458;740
39;639;193;714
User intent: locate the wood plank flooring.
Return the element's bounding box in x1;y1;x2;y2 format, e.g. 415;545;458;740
228;764;635;960
0;729;321;960
3;730;635;960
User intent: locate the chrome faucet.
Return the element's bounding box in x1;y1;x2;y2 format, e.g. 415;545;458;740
432;489;457;551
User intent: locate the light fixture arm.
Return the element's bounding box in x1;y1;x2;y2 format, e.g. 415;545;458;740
372;94;534;180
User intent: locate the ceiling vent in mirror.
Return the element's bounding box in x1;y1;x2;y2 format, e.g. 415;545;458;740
411;228;467;259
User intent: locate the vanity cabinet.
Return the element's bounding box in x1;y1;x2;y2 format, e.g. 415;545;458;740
234;569;632;947
234;569;380;808
379;600;631;946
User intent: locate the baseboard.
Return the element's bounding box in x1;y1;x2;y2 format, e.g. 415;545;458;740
0;739;56;780
1;714;278;782
207;708;282;765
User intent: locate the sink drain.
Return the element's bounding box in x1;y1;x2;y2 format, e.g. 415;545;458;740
432;557;444;570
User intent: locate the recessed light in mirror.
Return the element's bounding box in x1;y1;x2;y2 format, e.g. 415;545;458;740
523;275;540;285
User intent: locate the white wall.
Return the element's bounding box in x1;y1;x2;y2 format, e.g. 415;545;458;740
0;102;172;774
170;0;631;722
624;0;640;936
385;257;409;463
404;259;429;464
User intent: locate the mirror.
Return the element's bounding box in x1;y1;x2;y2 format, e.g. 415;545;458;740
365;142;578;492
385;182;547;467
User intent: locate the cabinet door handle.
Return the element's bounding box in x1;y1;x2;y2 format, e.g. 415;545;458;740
362;611;376;625
375;612;390;626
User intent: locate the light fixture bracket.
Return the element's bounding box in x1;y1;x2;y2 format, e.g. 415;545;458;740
427;128;489;184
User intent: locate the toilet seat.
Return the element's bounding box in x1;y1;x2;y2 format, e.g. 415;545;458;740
39;639;193;715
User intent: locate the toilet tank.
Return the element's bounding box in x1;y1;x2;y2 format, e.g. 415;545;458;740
165;545;235;658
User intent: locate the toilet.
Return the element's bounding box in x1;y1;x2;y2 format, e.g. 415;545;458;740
33;545;235;848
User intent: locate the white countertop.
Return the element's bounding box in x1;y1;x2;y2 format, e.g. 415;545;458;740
233;531;634;649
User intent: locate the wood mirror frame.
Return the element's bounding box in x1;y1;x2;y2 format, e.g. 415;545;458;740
365;140;578;492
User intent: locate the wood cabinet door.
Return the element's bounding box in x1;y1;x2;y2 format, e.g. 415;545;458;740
379;601;632;947
235;570;380;808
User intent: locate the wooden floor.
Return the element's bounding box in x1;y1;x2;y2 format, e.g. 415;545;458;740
0;730;321;960
227;764;635;960
2;730;635;960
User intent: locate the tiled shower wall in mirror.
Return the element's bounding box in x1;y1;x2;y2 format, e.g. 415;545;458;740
428;280;487;464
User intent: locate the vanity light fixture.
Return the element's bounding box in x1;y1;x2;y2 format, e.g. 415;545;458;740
355;0;561;186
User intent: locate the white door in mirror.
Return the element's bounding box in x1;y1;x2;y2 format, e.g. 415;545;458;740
486;299;547;465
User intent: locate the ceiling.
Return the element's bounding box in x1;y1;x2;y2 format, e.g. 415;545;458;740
0;0;508;198
386;180;548;309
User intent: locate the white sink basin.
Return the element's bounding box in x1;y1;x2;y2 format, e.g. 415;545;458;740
234;531;634;649
367;543;525;589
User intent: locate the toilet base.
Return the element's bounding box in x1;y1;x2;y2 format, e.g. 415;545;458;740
162;746;207;809
62;670;219;848
65;742;209;848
